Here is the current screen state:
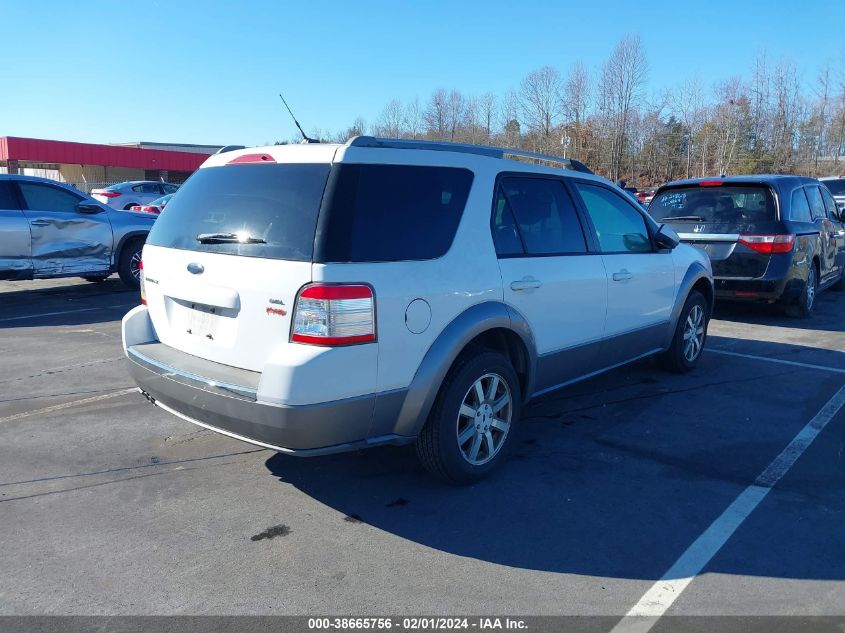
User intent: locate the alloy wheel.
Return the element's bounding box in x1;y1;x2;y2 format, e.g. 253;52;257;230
456;373;512;466
682;304;705;362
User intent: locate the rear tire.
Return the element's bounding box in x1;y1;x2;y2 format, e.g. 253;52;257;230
117;238;144;289
659;291;708;374
415;351;521;484
785;264;817;318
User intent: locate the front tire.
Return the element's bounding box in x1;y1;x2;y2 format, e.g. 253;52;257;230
659;291;708;374
416;351;521;484
117;238;144;289
785;264;817;318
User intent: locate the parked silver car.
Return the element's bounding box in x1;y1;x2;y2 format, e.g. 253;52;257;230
0;175;155;287
819;176;845;215
91;181;179;210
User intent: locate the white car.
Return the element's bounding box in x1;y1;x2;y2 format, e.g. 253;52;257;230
122;138;713;482
92;181;179;210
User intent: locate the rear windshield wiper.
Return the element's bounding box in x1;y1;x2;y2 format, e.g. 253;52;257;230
660;215;706;222
196;232;266;244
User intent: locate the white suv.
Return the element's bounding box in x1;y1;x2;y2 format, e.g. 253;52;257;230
122;137;713;482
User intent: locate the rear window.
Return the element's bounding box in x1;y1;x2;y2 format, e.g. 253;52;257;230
146;164;331;261
650;185;776;223
315;164;473;262
821;179;845;196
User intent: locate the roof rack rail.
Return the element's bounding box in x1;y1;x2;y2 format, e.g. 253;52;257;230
346;136;593;174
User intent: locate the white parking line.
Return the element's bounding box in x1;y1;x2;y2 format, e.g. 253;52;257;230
610;383;845;633
707;348;845;375
0;388;138;424
0;304;132;323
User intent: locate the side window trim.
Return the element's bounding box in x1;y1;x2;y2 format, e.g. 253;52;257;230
489;171;598;258
568;178;657;254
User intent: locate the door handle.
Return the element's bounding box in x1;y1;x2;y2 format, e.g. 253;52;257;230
612;269;634;282
30;220;50;227
510;277;542;291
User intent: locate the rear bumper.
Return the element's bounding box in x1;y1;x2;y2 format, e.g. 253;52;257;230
122;306;410;456
712;253;804;303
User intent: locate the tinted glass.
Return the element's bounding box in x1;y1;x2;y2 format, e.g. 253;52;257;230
317;164;473;262
790;188;812;222
821;179;845;195
575;183;651;253
650;185;776;223
133;183;161;194
162;184;179;194
18;182;81;213
146;164;331;261
805;186;827;220
0;181;20;209
491;189;524;256
820;186;842;220
497;177;586;255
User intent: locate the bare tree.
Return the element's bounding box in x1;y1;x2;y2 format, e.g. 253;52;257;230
518;66;564;140
375;99;404;138
425;89;449;139
479;92;497;143
670;78;704;178
601;35;649;181
564;60;591;157
405;97;423;139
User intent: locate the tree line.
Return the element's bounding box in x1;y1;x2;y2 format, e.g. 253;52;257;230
293;35;845;187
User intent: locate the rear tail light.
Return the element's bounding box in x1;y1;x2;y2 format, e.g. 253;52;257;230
738;234;795;254
139;259;146;305
99;191;121;198
130;205;142;211
699;180;723;187
291;284;375;346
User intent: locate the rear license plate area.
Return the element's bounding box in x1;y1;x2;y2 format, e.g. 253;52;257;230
186;303;219;340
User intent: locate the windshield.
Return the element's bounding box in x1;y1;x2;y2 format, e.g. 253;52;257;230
821;179;845;196
150;194;172;206
650;185;776;223
146;164;331;261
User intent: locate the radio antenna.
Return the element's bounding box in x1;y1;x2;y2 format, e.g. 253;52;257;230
279;94;318;144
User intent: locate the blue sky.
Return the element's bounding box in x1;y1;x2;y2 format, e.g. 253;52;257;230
1;0;843;147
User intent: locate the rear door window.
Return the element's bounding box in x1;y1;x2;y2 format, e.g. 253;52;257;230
573;182;652;253
805;186;828;220
316;164;473;262
650;185;776;224
790;188;812;222
146;163;331;261
0;181;21;209
493;176;587;256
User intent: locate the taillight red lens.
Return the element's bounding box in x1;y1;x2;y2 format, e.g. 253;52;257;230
100;191;121;198
699;180;723;187
291;284;375;346
738;234;795;254
139;259;146;305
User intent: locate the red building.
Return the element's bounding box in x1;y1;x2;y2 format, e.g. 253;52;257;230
0;136;223;192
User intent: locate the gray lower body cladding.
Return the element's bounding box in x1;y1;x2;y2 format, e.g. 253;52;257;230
126;344;410;455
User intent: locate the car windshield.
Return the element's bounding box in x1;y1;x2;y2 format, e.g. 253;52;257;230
150;194;172;206
822;179;845;195
649;185;776;223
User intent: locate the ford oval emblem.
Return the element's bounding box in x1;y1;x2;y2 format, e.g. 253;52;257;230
187;262;204;275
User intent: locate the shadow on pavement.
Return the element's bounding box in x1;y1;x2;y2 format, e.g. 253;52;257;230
264;336;845;581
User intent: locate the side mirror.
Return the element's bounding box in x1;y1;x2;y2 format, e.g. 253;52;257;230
77;201;103;214
654;223;680;250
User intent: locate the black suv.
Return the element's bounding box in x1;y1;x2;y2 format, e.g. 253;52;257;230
649;176;845;317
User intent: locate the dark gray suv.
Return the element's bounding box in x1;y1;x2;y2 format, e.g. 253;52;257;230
0;175;156;288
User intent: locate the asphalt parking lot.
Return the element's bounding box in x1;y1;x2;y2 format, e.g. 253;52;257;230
1;276;844;622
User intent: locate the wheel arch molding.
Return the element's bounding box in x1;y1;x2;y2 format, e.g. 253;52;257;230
391;301;537;438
